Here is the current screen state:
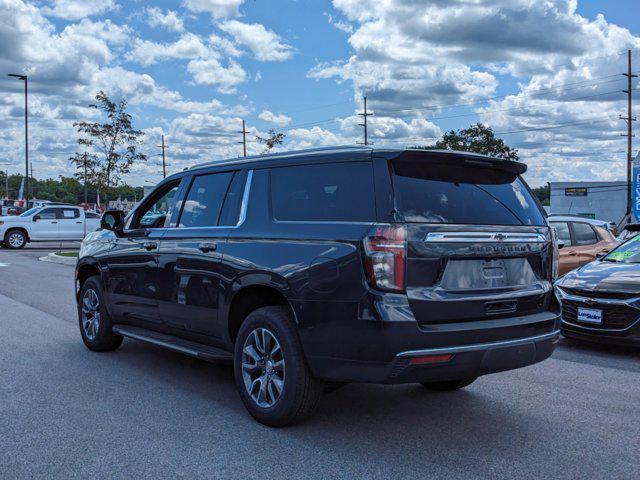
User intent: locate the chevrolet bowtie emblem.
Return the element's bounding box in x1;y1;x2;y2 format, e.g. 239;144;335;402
493;233;507;241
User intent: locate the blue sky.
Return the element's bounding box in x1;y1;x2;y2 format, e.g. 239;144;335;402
1;0;640;186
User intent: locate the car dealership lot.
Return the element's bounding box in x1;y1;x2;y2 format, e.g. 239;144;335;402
1;248;639;479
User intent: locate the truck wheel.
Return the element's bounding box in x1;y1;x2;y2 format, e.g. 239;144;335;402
234;306;324;427
421;377;477;391
4;229;27;249
78;276;122;352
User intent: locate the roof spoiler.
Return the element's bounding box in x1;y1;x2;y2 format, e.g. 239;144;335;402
390;149;527;175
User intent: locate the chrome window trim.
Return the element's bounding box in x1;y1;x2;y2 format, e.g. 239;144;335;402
170;169;254;231
425;232;546;243
396;330;560;358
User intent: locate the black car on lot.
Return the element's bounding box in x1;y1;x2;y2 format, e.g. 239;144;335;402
75;146;560;426
556;235;640;346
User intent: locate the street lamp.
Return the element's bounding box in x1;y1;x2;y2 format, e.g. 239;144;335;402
7;74;28;206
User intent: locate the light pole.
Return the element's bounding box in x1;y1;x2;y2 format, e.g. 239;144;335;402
8;74;28;205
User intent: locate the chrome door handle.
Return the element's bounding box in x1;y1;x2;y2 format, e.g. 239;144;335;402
143;242;158;251
198;242;217;253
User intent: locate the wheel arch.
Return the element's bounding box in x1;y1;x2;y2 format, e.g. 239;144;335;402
75;258;102;300
4;226;30;243
225;273;296;345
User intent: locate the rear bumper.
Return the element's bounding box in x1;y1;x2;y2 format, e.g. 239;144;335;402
301;293;560;384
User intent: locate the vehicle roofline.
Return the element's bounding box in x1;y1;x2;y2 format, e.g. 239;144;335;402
157;146;525;183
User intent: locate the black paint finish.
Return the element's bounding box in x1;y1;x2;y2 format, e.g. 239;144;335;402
77;147;560;383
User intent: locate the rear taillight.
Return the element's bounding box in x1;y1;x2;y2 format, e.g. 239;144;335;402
363;224;406;292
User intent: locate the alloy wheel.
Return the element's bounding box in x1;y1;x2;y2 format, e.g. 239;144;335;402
241;327;285;408
8;232;25;248
81;288;101;341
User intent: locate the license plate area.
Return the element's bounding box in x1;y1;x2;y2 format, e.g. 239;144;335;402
577;307;603;325
440;258;538;290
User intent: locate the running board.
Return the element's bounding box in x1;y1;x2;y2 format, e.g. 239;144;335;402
112;325;233;363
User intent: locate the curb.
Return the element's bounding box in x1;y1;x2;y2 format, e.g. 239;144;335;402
39;252;78;266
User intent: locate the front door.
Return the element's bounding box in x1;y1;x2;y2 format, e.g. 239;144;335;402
550;221;578;275
157;170;245;339
32;207;61;240
102;181;181;326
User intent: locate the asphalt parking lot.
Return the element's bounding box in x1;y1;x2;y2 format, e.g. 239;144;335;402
1;245;640;479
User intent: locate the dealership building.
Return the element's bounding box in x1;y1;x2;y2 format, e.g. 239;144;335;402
549;181;627;224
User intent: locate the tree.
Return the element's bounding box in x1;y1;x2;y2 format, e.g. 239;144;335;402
256;129;285;154
532;183;550;206
71;91;147;189
416;123;519;160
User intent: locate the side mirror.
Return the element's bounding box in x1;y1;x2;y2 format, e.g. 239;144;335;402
100;210;125;234
557;240;565;250
596;252;607;260
32;215;40;222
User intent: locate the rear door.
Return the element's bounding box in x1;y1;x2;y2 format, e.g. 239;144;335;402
57;207;83;240
157;169;245;338
389;154;552;325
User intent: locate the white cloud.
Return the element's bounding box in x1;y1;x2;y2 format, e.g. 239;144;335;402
182;0;243;19
42;0;118;21
126;33;210;66
219;20;294;61
146;7;184;32
323;12;353;34
187;58;246;94
258;110;291;126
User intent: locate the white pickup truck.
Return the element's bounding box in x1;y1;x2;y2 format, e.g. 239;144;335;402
0;204;101;249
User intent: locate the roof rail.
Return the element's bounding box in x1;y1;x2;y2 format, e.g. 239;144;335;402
189;145;373;170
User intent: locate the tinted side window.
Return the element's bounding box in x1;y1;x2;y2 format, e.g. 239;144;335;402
270;162;375;222
131;182;180;229
178;172;233;228
219;171;246;226
38;208;60;220
572;222;598;245
549;221;572;246
60;208;80;219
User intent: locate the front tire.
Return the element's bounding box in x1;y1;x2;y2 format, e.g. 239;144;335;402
78;276;122;352
4;229;27;249
421;377;477;391
234;306;324;427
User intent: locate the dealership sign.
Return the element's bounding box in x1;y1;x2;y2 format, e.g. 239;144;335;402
634;161;640;221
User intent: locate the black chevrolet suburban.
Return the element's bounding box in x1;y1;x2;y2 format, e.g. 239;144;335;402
75;147;561;426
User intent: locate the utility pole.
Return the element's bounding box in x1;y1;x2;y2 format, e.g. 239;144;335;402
30;163;34;202
238;120;248;157
7;74;28;203
83;152;88;206
358;96;372;146
621;49;638;222
158;134;166;178
4;170;8;200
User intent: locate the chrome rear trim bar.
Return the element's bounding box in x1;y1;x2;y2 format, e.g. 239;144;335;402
425;232;546;243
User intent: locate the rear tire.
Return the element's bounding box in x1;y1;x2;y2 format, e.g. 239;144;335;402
4;229;27;249
234;306;324;427
78;276;122;352
421;377;477;391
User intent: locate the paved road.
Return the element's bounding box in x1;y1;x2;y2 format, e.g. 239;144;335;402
1;247;640;479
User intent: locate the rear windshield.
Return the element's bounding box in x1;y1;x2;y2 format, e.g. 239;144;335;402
391;160;545;226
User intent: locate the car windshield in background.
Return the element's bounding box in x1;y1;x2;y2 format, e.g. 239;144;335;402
605;235;640;263
391;160;545;226
19;207;41;217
